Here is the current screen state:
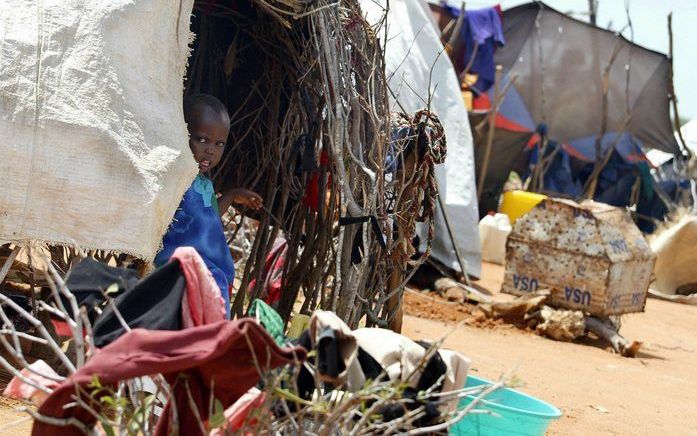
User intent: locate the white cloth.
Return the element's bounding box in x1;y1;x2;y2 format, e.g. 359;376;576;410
360;0;482;277
309;310;365;389
353;327;427;388
650;215;697;295
438;348;471;412
0;0;197;260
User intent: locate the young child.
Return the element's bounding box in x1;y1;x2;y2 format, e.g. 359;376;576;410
155;94;262;317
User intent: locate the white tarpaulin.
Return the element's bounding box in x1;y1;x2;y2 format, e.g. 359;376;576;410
650;215;697;296
0;0;197;260
360;0;482;277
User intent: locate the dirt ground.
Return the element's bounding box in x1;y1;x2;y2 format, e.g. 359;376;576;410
0;397;32;435
403;262;697;435
1;263;695;435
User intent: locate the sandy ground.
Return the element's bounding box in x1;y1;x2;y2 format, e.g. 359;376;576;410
1;262;695;435
403;263;697;435
0;397;32;435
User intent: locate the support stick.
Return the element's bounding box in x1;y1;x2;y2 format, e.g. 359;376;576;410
477;65;502;200
668;13;692;158
436;186;472;286
0;246;20;285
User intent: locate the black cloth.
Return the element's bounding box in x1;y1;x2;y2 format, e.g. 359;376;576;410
92;260;185;348
62;258;139;322
290;329;449;428
317;326;344;379
415;340;448;393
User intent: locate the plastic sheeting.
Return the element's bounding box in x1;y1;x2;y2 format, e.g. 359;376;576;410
0;0;197;259
360;0;482;277
496;3;680;155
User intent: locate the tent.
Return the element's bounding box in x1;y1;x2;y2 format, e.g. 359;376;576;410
493;2;680;155
360;0;482;278
462;2;683;221
647;119;697;167
469;111;532;215
647;119;697;211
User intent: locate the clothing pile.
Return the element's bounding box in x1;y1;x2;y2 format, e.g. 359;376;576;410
4;252;472;434
32;320;305;436
292;311;470;425
54;247;225;348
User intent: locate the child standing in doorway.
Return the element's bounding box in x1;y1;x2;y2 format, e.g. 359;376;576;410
155;94;262;317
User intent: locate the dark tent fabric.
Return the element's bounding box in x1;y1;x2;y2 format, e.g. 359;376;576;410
469;111;532;217
494;2;680;155
526;136;668;232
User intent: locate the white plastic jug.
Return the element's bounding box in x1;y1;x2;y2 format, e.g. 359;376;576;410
479;213;512;265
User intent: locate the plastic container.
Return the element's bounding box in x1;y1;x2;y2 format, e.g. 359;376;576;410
479;213;512;265
450;376;562;436
499;191;547;224
286;314;310;339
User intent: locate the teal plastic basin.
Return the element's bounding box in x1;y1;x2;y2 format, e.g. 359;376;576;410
449;375;562;436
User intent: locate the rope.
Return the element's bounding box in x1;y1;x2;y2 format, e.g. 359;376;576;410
389;110;447;265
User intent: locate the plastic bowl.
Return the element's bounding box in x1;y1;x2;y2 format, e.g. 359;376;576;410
449;375;562;436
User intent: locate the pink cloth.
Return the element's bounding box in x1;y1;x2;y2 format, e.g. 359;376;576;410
210;387;266;435
3;360;60;406
172;247;226;328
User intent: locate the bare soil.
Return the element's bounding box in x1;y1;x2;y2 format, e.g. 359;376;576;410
2;262;695;435
403;262;697;435
0;397;32;435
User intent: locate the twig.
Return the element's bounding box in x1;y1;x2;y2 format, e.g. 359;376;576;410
0;293;75;373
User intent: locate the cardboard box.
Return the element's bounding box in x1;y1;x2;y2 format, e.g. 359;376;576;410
501;198;656;316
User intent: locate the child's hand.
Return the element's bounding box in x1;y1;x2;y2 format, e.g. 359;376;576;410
229;189;263;210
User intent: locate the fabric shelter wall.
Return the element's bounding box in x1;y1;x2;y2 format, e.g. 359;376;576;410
0;0;197;259
360;0;482;277
495;2;679;155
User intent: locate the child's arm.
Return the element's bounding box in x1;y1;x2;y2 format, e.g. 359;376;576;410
218;188;263;216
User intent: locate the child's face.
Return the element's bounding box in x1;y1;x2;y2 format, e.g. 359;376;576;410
187;107;230;174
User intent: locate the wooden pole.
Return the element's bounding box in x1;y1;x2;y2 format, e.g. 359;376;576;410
0;246;20;285
667;13;692;158
584;38;624;199
587;0;597;26
477;65;503;200
445;2;467;70
436;186;472;287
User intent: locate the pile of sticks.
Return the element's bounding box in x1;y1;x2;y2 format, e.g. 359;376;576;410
187;0;442;328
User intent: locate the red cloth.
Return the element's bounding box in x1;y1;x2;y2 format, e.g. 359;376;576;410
32;319;306;436
302;149;331;212
248;238;288;305
172;247;226;328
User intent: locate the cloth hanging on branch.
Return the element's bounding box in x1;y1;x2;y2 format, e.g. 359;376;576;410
171;247;227;329
438;3;505;93
57;247;225;348
92;260;186;348
247;238;288;306
248;299;285;345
